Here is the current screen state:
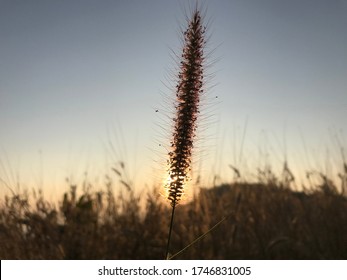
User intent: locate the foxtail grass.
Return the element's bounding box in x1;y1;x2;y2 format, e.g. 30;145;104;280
164;6;207;259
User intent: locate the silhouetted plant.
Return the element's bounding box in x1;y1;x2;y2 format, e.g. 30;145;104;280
164;6;207;259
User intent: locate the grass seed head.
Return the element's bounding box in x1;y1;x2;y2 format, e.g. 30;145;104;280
165;8;206;207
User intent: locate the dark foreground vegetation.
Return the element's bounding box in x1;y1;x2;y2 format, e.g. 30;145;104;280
1;178;347;259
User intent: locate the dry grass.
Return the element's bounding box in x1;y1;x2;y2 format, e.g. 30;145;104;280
1;175;346;260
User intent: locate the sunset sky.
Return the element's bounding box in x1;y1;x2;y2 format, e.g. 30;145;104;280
1;0;347;199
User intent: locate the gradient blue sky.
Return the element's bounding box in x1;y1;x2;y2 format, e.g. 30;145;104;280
1;0;347;198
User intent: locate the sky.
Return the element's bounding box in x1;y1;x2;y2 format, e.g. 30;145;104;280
1;0;347;199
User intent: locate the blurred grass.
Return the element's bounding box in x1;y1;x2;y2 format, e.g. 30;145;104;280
0;171;346;259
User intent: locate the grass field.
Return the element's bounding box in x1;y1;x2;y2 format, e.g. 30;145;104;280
1;172;346;260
